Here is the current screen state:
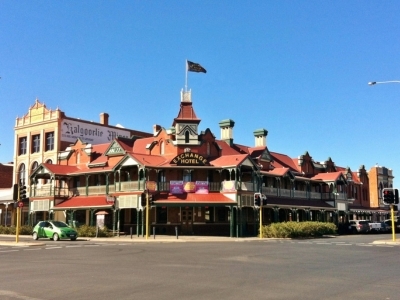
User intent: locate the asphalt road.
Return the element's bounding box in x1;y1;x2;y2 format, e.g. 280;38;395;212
0;234;398;300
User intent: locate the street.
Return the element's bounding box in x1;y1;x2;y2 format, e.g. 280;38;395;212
0;234;398;300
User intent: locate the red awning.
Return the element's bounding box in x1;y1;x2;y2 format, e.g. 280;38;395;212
155;192;236;206
53;196;113;210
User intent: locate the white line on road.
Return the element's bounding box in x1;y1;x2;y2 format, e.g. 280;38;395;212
335;243;352;246
66;245;83;248
0;250;19;253
45;247;62;250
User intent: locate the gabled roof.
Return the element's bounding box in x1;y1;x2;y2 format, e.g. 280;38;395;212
32;163;81;176
210;154;254;168
270;152;300;172
214;140;242;155
264;167;291;177
311;171;346;182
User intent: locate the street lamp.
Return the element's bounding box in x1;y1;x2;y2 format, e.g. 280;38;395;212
368;81;400;86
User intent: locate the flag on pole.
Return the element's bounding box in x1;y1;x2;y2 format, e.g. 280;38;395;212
187;61;207;73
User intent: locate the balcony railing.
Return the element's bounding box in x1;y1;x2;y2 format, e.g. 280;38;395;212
31;181;348;203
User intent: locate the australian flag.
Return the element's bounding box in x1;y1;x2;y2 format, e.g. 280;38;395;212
187;61;207;73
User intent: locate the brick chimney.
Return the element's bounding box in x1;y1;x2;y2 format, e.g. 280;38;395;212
100;113;109;125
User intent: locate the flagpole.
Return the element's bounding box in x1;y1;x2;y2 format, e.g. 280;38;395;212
185;59;188;92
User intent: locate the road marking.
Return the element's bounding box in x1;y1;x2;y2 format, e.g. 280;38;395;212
298;241;312;244
316;242;331;245
24;248;41;251
66;245;82;248
375;245;394;247
45;247;62;250
356;244;373;247
335;243;352;246
84;244;100;247
0;250;19;253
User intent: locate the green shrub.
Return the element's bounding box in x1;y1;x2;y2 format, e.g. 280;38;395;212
261;221;337;238
76;225;113;238
0;225;32;235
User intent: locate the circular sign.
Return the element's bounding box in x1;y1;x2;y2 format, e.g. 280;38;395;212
18;202;24;208
106;196;115;204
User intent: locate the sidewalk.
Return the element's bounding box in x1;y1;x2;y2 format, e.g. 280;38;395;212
0;234;261;246
1;234;400;246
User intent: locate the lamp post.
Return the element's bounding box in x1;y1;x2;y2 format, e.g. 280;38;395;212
368;81;400;86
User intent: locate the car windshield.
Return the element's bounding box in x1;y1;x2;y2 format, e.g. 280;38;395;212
51;221;69;228
359;221;369;225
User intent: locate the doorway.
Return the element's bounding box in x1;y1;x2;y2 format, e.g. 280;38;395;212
181;208;193;235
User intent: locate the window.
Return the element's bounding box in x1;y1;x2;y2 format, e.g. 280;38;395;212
18;164;26;185
205;207;214;222
32;134;40;153
185;131;189;143
45;132;54;151
31;161;39;174
19;137;27;155
183;170;191;182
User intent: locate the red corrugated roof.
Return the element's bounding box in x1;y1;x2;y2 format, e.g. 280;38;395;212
311;171;344;181
53;196;113;210
210;154;249;167
156;192;236;205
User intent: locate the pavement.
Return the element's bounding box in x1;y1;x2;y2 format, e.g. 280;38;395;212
1;234;400;247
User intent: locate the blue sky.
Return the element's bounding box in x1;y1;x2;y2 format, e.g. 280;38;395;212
1;1;400;184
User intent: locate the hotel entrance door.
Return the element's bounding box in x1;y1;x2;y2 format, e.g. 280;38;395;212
181;208;193;235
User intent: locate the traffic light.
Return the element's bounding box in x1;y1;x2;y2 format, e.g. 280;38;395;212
383;188;395;205
261;194;267;206
254;193;261;207
395;189;399;205
12;184;19;201
141;193;146;207
149;194;154;206
19;184;27;201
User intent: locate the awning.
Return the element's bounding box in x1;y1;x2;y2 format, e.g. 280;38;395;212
53;196;114;210
154;192;236;207
265;197;336;210
0;188;13;202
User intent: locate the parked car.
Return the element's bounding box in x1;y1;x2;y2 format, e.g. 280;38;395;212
33;220;78;241
379;222;390;233
368;222;382;233
383;219;400;233
348;220;370;234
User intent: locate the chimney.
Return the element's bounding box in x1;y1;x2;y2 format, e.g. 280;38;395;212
153;124;162;135
253;128;268;147
219;119;235;146
100;113;109;125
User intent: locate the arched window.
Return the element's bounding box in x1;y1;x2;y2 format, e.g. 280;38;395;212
18;163;26;185
185;131;190;143
31;161;39;174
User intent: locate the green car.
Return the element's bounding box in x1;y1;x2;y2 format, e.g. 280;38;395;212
32;220;78;241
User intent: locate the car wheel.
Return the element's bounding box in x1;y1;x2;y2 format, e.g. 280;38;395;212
352;228;357;234
71;237;77;241
53;233;60;241
32;232;39;240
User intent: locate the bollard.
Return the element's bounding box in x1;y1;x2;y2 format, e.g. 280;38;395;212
175;226;179;239
153;227;155;239
130;227;133;239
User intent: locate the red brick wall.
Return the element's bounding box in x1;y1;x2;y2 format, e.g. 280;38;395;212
0;164;13;188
